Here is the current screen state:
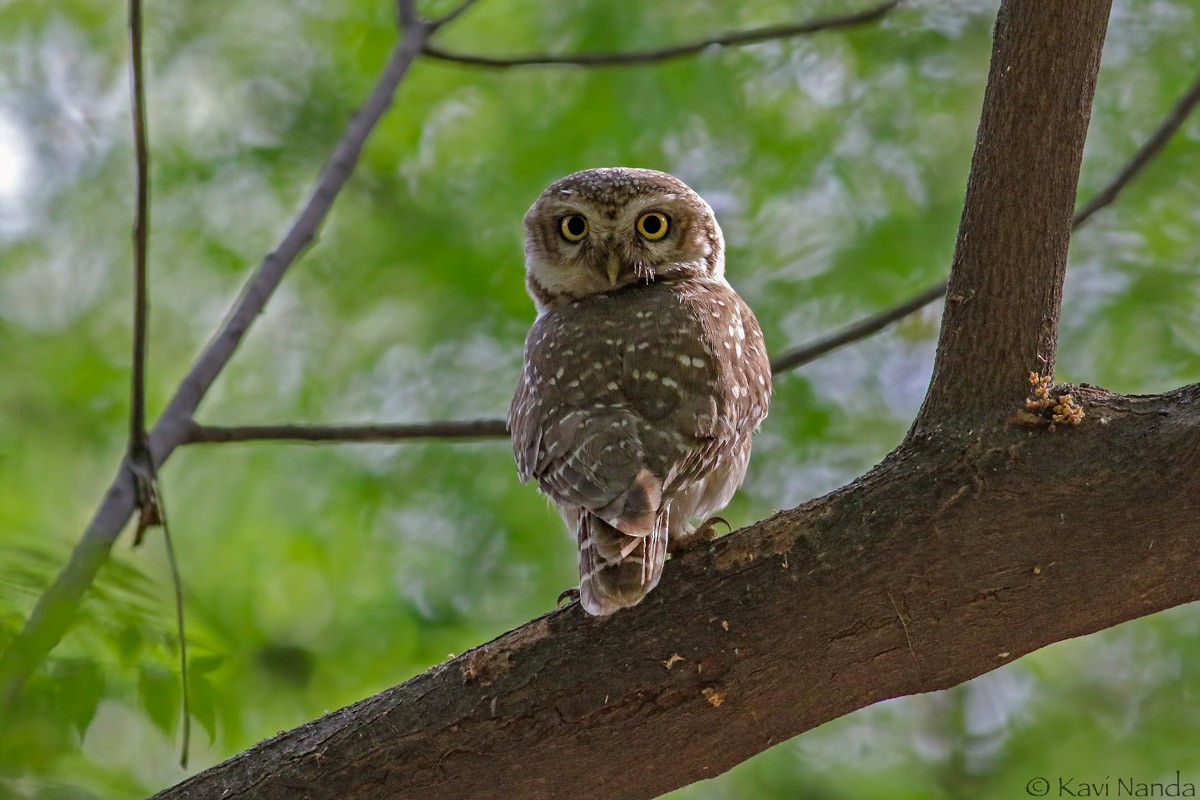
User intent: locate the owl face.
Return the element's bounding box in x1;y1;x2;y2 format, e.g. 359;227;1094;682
523;167;725;311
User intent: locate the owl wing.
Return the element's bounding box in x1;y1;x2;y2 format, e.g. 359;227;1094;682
508;311;662;537
617;281;771;498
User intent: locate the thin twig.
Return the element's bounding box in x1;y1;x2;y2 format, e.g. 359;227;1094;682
129;0;150;450
770;282;948;374
185;419;509;444
1072;69;1200;226
128;0;188;763
397;0;418;28
422;0;899;69
771;63;1200;377
0;20;435;707
430;0;480;29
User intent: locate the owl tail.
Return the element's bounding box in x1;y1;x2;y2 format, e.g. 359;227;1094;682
577;507;668;616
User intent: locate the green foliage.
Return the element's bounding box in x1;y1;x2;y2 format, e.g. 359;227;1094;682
1;0;1199;797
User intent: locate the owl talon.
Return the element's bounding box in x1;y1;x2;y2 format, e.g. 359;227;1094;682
699;516;731;538
669;516;732;556
557;587;581;607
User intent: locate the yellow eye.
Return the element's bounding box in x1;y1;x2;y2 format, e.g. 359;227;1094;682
636;212;669;241
560;214;589;242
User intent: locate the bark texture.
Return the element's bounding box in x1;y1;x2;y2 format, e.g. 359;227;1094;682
152;2;1158;799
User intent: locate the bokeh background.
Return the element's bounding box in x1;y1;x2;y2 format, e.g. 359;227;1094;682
2;0;1200;797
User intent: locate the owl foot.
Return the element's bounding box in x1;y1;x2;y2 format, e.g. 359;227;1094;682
557;587;580;607
668;516;731;555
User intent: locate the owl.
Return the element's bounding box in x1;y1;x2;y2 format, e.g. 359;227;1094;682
508;167;771;616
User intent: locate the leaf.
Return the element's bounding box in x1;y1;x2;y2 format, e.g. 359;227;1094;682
189;674;220;746
190;654;226;675
138;664;180;737
52;658;105;737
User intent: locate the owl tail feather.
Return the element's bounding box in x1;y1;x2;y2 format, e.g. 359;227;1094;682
577;507;668;616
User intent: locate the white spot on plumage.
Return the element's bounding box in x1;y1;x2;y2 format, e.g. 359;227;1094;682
691;357;705;367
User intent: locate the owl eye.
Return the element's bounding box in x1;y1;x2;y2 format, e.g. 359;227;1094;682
560;214;589;242
636;212;670;241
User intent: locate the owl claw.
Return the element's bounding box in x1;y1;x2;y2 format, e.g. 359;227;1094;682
557;587;581;607
669;516;732;556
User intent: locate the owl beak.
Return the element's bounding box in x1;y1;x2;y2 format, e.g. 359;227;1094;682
605;257;622;286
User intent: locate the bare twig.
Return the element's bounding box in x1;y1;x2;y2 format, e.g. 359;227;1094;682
430;0;480;29
422;0;899;68
769;281;948;374
126;0;165;544
771;62;1200;377
397;0;418;28
0;20;435;707
129;0;150;451
1073;68;1200;226
184;419;509;444
126;0;188;764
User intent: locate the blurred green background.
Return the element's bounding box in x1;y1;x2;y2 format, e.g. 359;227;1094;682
2;0;1199;797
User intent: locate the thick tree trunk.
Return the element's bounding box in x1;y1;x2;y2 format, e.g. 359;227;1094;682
151;3;1186;799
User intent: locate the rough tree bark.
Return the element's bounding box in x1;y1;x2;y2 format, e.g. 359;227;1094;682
152;2;1200;799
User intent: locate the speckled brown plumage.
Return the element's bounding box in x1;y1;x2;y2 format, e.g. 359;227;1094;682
508;168;771;616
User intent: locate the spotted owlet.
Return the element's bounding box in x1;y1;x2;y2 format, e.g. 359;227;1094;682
508;168;772;616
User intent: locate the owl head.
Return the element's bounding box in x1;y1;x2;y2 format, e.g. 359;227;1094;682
523;167;726;311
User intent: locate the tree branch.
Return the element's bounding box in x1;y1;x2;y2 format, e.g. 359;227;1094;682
770;60;1200;377
183;419;509;444
158;52;1200;455
422;0;899;69
0;20;435;707
152;384;1200;800
912;1;1112;434
128;0;150;451
1072;68;1200;226
769;281;948;374
428;0;480;29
